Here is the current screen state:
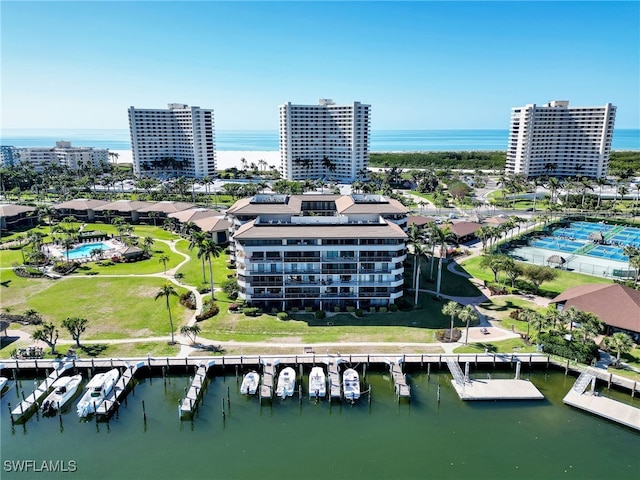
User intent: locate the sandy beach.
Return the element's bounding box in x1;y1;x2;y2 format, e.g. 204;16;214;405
111;150;280;171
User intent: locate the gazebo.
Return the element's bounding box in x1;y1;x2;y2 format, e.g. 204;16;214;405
588;231;604;244
546;254;566;268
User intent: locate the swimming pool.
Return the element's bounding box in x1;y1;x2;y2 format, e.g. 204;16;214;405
65;242;110;259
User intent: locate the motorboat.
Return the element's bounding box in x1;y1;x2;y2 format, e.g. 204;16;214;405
76;368;120;417
308;366;326;398
0;377;8;396
342;368;360;402
41;374;83;416
276;367;296;399
240;371;260;395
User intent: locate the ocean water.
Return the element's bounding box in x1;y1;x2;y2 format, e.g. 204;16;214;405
1;366;639;480
2;128;638;152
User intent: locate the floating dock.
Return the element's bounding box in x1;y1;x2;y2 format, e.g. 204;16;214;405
180;360;215;418
563;369;640;431
448;358;544;401
96;361;145;418
259;358;279;401
326;359;344;401
10;362;73;422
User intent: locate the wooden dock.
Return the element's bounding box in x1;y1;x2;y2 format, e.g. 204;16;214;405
563;369;640;431
386;358;410;400
180;360;215;418
95;361;145;418
259;358;279;401
326;359;344;401
10;362;73;422
447;358;544;401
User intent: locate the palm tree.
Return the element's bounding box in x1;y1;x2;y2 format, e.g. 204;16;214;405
180;324;201;344
595;177;609;209
155;283;178;344
189;231;209;284
429;222;455;297
61;236;75;264
442;301;461;342
603;332;634;364
406;223;424;296
413;242;429;305
158;254;170;274
199;239;222;299
459;305;479;345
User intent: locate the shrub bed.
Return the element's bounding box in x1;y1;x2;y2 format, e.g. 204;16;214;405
243;307;262;317
196;301;220;321
538;332;600;364
179;291;197;310
436;328;462;342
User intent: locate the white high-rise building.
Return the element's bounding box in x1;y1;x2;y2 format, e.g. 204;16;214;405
279;99;371;183
506;100;616;179
128;103;216;179
14;141;109;172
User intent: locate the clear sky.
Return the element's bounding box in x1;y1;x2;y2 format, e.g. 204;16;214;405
1;1;638;130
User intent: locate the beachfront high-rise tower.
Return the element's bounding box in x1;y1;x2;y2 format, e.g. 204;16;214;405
279;99;371;183
505;100;616;179
128;103;216;179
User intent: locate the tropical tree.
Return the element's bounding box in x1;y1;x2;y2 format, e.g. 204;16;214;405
480;254;510;283
199;239;222;298
572;312;603;345
503;258;522;288
522;264;557;295
603;332;634;363
62;317;89;347
180;324;201;344
32;322;59;354
459;305;479;345
429;222;455;297
189;230;209;284
442;301;461;342
155;283;178;344
61;236;75;264
142;236;155;255
158;254;170;274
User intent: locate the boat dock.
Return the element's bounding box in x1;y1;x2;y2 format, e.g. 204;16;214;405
447;358;544;401
327;359;343;401
563;369;640;431
259;358;278;401
95;361;145;418
180;360;215;418
9;362;73;422
386;358;410;401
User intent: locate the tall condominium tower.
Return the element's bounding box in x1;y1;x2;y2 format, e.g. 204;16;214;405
506;100;616;179
279;99;371;183
128;103;216;179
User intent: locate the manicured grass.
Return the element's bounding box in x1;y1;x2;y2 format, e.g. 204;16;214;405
458;255;612;297
9;276;191;340
73;240;184;275
0;340;180;359
0;271;55;310
0;248;25;268
453;338;537;354
175;240;233;289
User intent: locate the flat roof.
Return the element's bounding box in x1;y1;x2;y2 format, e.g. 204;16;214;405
234;219;407;240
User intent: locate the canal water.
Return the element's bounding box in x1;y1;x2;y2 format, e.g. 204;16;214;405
1;365;638;480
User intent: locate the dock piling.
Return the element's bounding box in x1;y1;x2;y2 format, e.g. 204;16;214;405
437;384;441;403
142;400;146;422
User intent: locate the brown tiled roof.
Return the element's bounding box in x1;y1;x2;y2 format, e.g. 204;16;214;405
168;208;217;223
137;201;196;213
552;284;640;333
335;196;407;215
448;221;483;238
53;199;109;210
0;204;36;217
234;219;407;240
93;200;153;212
408;215;437;227
193;217;231;233
226;196;302;216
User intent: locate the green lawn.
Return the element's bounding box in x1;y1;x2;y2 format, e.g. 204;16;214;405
0;339;180;359
7;276;191;340
0;248;25;268
453;338;537;354
174;240;232;289
458;255;612;297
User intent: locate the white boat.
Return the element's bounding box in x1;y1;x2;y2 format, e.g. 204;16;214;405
276;367;296;399
76;368;120;417
41;374;83;415
342;368;360;402
240;371;260;395
309;366;326;398
0;377;8;396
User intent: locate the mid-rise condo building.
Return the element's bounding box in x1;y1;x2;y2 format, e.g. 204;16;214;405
12;141;109;172
128;103;216;179
279;99;370;183
226;193;407;312
505;100;616;179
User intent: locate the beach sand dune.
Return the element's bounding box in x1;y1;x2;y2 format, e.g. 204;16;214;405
111;150;279;171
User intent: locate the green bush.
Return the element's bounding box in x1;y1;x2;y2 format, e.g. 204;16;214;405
277;312;288;320
538;332;599;364
333;306;341;313
355;309;364;317
305;306;313;313
196;302;219;321
370;306;376;313
292;307;299;313
346;306;356;313
379;307;388;313
315;310;326;319
389;304;398;312
243;307;262;317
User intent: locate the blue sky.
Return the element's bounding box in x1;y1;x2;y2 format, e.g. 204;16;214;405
1;1;638;130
